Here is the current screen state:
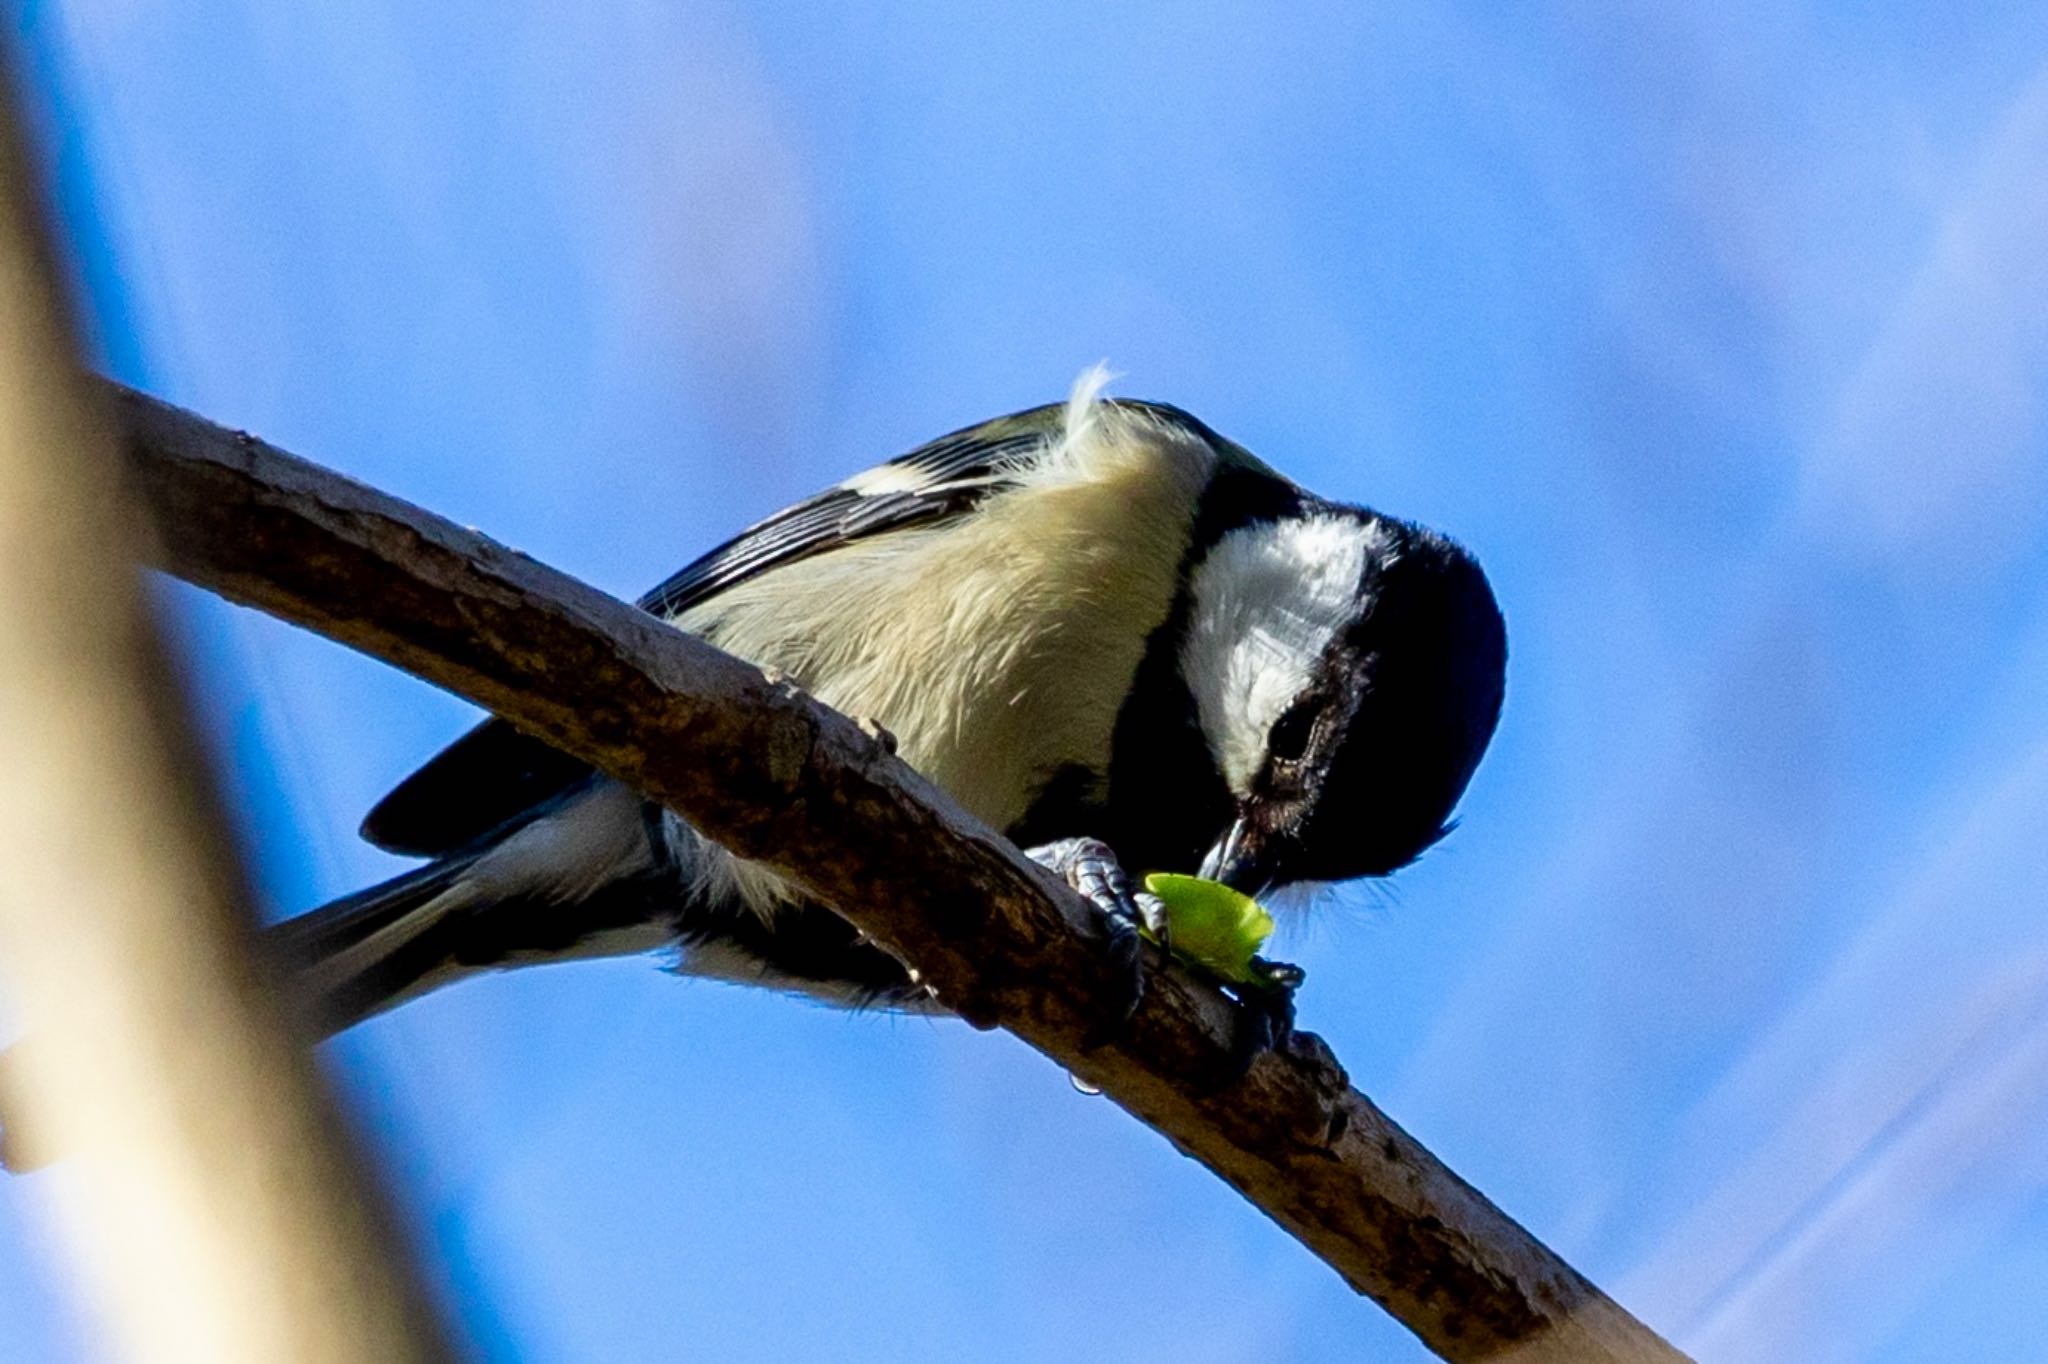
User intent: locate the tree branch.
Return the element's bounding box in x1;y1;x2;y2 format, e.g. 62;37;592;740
109;382;1687;1364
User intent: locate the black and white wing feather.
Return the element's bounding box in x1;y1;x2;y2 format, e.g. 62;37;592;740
636;420;1047;619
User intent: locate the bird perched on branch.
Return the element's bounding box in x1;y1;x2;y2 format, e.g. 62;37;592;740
272;368;1507;1046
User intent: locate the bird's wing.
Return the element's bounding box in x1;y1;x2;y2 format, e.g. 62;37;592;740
360;406;1066;857
635;416;1051;619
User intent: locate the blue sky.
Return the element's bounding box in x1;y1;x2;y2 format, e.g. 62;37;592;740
5;3;2048;1360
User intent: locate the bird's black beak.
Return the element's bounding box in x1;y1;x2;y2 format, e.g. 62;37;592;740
1197;816;1275;897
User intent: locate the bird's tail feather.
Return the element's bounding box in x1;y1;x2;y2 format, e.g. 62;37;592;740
265;857;485;1037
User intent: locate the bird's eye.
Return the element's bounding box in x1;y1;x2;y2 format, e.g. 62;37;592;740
1268;700;1317;764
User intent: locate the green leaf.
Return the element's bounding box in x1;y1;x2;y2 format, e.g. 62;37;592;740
1141;873;1276;986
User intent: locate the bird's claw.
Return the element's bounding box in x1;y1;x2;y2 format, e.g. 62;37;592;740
1225;958;1302;1075
1025;836;1164;1049
1025;838;1308;1075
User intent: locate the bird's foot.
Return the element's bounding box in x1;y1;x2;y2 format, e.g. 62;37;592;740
1222;957;1305;1079
1023;836;1168;1049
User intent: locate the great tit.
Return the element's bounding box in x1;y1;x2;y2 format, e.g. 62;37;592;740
273;369;1507;1035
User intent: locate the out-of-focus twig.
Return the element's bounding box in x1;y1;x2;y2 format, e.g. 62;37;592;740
105;383;1690;1364
0;60;451;1364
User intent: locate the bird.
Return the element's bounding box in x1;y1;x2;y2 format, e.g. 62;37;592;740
269;368;1507;1041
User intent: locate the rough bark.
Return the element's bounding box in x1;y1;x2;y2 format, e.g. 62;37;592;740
108;383;1688;1364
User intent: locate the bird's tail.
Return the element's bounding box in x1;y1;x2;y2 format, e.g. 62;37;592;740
263;856;487;1037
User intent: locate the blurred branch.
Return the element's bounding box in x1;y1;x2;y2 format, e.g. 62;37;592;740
104;382;1688;1364
0;70;451;1364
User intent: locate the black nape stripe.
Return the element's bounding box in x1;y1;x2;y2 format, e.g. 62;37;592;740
1185;454;1311;548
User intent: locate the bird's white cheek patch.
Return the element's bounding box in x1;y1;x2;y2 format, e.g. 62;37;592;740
1181;515;1386;793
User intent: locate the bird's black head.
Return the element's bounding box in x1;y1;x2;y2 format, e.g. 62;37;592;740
1181;506;1506;895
